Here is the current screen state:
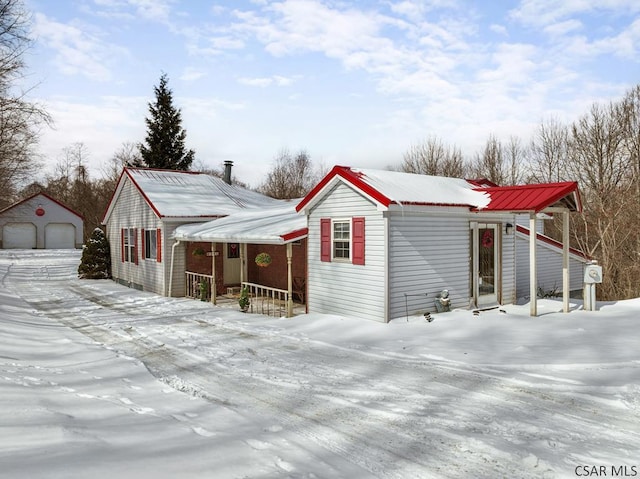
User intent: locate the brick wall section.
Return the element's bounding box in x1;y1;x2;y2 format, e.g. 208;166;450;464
185;239;307;296
247;239;307;292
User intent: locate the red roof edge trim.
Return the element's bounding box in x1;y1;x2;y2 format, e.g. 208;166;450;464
0;192;84;220
516;224;590;260
125;168;164;218
281;227;308;242
296;166;391;212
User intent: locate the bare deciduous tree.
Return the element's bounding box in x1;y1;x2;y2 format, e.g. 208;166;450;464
470;134;525;186
259;149;319;199
401;136;467;178
528;118;570;183
0;0;51;208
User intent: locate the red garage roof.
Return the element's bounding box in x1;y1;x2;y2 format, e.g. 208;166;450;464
474;182;582;213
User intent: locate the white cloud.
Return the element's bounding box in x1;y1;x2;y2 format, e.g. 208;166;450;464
237;75;300;87
33;13;128;82
179;67;206;82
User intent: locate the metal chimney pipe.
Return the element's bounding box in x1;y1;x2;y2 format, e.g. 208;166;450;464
223;160;233;185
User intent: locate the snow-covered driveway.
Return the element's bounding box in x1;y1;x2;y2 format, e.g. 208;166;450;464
1;250;639;478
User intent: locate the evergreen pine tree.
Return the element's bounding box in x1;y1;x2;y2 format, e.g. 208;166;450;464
138;73;195;170
78;228;111;279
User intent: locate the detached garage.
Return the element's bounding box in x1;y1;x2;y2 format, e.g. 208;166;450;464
0;193;83;249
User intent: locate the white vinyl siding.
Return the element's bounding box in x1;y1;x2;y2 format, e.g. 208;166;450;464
105;178;165;295
388;212;471;319
515;232;586;298
307;183;386;321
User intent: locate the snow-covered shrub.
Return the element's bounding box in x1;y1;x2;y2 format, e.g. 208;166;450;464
78;228;111;279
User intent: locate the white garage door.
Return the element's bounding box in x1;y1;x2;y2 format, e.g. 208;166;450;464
45;223;75;249
3;223;36;249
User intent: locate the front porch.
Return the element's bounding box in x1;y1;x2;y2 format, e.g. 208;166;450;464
184;271;306;317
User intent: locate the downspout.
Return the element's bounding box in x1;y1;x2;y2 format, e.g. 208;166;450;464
168;240;181;297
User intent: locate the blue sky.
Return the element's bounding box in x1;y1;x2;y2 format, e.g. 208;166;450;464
25;0;640;188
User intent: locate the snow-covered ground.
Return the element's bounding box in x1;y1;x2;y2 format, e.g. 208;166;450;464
1;250;639;478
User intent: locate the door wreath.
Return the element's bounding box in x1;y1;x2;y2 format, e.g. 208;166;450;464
481;229;494;249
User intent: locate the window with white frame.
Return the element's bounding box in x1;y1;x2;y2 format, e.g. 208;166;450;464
144;229;157;259
123;228;135;263
333;220;350;260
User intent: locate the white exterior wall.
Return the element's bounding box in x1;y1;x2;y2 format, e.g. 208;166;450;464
307;183;387;321
388;211;517;319
500;217;517;306
0;194;83;249
515;233;586;298
388;210;469;319
105;178;165;295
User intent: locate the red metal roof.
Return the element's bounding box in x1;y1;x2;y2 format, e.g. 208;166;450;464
473;182;582;213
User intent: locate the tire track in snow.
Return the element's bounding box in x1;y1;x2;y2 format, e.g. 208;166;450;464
6;261;640;478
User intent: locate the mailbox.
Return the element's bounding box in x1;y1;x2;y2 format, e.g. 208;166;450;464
584;264;602;284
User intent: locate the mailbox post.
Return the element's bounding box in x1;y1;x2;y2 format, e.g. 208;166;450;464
583;261;602;311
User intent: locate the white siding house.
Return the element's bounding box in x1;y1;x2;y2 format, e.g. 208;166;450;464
0;192;83;249
102;167;280;296
297;166;583;322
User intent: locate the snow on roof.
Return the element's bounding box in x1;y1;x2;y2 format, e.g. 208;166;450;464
173;203;307;245
297;166;582;213
353;167;491;207
126;168;279;218
296;166;491;211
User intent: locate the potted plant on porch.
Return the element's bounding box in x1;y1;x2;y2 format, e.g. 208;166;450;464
238;286;250;312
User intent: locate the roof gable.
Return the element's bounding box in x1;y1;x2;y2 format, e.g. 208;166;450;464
296;166;491;212
0;192;84;220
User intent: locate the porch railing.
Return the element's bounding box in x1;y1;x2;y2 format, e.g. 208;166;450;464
242;281;289;317
185;271;213;301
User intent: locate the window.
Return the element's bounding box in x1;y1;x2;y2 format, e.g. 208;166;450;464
122;228;136;263
320;217;365;265
144;229;157;260
228;243;240;259
333;221;350;259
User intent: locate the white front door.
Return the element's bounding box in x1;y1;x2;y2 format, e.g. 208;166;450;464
223;243;241;285
471;223;500;307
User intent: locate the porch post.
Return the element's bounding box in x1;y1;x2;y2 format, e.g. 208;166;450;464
286;242;293;318
211;242;217;305
562;210;570;313
240;243;245;285
530;213;537;317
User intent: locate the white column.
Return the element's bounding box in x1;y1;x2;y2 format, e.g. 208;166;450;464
530;213;537;317
211;242;217;305
287;243;293;318
562;211;570;313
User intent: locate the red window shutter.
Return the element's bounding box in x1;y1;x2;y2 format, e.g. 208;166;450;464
156;229;162;262
140;229;146;261
121;229;125;262
134;228;139;265
320;218;331;262
352;217;365;265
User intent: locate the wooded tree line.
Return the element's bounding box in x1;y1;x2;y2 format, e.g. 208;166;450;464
397;85;640;301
